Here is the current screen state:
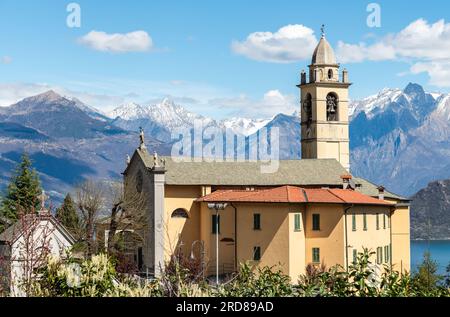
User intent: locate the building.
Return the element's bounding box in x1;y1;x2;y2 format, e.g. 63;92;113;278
122;30;411;281
0;193;75;296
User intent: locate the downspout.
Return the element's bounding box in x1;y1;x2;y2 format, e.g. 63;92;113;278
230;202;238;272
389;207;394;271
344;204;354;271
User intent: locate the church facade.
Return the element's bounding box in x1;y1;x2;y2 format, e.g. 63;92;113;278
123;32;411;281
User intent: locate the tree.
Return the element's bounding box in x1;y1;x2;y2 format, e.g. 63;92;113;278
55;194;81;238
412;251;443;292
445;262;450;287
75;180;104;258
105;180;147;257
1;153;42;222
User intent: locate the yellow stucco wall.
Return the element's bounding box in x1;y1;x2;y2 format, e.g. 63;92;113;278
235;204;290;277
390;205;411;272
346;206;392;269
304;204;345;269
160;185;411;279
288;210;306;282
163;185;204;261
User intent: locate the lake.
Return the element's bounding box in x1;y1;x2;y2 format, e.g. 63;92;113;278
411;240;450;275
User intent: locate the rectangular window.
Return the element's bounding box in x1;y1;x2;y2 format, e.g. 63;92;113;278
363;213;367;231
352;214;356;231
312;214;320;231
383;214;386;229
212;215;220;234
294;214;301;231
253;246;261;261
253;213;261;230
384;245;390;263
312;248;320;263
353;249;358;264
376;213;380;230
388;214;391;228
376;247;382;264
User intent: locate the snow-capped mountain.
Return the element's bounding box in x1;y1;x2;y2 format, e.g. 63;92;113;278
2;83;450;202
349;88;403;118
350;83;450;196
109;98;211;129
0;90;124;139
221;117;271;136
108;98;272;139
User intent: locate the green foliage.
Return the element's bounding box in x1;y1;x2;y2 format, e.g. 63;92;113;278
1;153;42;222
55;194;81;237
410;251;449;296
446;263;450;287
28;249;450;297
216;263;295;297
32;254;117;297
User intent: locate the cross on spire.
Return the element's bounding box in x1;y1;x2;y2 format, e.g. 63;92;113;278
321;24;325;38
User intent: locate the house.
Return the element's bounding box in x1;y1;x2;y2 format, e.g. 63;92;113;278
0;192;75;296
122;30;411;281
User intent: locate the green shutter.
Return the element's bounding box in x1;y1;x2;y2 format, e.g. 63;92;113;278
376;213;379;230
294;214;301;231
313;214;320;231
363;214;367;231
353;249;357;264
383;214;386;229
352;214;356;231
312;248;320;263
254;213;261;230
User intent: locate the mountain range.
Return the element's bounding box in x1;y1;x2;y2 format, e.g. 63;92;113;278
0;83;450;238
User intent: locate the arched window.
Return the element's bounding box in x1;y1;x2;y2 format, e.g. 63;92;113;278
326;92;339;121
171;208;189;219
328;69;333;80
302;93;312;123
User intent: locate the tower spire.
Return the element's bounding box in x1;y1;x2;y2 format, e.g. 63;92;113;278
321;24;325;38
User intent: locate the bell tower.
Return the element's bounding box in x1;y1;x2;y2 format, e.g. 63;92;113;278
297;25;351;171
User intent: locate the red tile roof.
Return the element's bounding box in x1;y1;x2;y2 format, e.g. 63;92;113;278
196;186;394;206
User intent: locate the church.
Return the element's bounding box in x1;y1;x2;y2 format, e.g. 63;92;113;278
123;31;411;281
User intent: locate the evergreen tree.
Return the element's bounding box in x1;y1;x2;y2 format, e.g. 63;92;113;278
56;193;80;236
1;153;42;221
412;251;443;291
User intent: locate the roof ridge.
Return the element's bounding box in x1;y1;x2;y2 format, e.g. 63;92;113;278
326;188;347;203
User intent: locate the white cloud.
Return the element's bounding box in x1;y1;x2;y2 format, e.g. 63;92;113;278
411;61;450;87
1;56;12;64
336;18;450;86
209;90;296;118
231;24;318;63
0;80;295;119
336;41;396;63
0;82;126;109
78;30;152;53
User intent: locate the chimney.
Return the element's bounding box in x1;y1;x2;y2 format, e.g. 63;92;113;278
377;186;385;200
340;174;352;189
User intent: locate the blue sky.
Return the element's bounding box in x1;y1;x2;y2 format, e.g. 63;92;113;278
0;0;449;119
